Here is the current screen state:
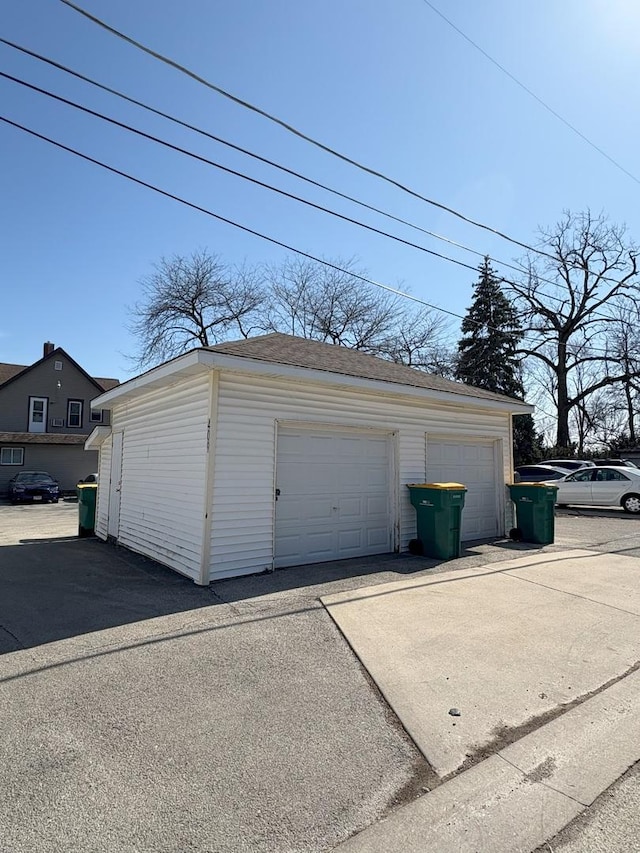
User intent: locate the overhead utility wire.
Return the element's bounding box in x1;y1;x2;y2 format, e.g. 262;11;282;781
0;71;501;276
0;38;595;305
0;113;475;322
57;0;559;263
0;40;519;267
1;67;625;326
0;69;600;321
421;0;640;186
0;114;614;360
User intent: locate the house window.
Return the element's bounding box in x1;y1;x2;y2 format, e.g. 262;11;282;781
54;361;63;371
67;400;83;428
1;447;24;465
90;409;104;423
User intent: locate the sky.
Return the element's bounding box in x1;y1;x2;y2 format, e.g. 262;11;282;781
2;0;640;384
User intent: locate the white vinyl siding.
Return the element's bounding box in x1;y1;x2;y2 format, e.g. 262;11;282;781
208;372;512;581
95;435;112;540
107;374;210;581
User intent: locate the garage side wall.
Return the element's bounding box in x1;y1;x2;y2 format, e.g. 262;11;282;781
208;372;512;581
108;374;210;581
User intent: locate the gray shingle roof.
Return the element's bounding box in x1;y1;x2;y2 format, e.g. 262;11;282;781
206;334;523;404
0;361;118;391
0;432;89;445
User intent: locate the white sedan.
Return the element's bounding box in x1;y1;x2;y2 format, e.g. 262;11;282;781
551;466;640;513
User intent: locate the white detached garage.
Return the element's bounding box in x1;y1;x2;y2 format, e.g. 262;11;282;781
86;334;532;584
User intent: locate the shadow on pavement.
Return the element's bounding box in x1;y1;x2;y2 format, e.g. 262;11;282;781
0;534;546;656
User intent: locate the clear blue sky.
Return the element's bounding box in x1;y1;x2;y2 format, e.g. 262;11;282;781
2;0;639;381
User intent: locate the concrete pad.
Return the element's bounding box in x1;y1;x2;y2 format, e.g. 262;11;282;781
322;550;640;776
500;667;640;806
508;552;640;616
336;753;583;853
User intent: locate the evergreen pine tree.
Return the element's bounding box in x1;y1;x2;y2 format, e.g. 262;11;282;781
455;257;541;464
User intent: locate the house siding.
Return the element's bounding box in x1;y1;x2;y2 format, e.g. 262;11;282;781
207;371;512;581
0;352;110;433
0;443;97;494
107;374;210;581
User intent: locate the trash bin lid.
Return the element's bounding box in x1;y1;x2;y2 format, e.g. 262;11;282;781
407;482;466;490
508;482;559;488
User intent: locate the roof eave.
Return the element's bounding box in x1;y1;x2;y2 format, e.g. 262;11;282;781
90;350;209;408
85;426;111;450
93;349;532;415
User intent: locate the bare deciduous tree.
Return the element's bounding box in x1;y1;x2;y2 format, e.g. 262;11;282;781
264;256;453;371
509;211;640;448
129;251;454;375
129;250;265;368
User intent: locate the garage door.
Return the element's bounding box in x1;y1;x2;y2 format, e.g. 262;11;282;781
426;438;498;540
275;427;392;568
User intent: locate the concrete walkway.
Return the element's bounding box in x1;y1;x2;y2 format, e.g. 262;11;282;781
324;550;640;851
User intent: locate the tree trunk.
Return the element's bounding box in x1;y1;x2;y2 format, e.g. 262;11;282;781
556;342;571;448
625;381;636;445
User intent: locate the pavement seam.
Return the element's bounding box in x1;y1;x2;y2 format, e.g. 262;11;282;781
496;753;589;808
501;570;640;619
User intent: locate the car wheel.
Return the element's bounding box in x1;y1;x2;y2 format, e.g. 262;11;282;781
52;498;59;503
621;494;640;514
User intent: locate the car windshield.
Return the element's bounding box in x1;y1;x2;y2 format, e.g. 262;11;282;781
15;472;55;484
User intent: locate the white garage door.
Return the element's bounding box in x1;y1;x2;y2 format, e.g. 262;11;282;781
426;438;499;540
275;427;392;568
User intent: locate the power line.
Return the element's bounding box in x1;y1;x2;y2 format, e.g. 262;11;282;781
2;39;595;301
0;112;620;359
57;0;559;263
0;113;473;322
0;37;516;275
0;70;498;276
420;0;640;187
1;65;626;326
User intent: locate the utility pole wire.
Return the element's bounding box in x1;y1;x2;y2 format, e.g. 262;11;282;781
421;0;640;186
57;0;559;263
0;63;626;327
0;37;600;303
0;112;618;360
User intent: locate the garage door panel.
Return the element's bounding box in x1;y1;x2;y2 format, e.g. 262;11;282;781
275;428;392;568
427;438;499;541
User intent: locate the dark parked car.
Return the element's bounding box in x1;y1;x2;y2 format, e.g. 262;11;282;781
514;464;568;483
544;459;595;471
8;471;60;504
593;458;638;468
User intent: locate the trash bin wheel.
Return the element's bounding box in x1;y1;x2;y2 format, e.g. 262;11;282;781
408;538;424;556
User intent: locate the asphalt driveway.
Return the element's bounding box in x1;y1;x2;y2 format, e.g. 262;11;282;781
1;501;640;851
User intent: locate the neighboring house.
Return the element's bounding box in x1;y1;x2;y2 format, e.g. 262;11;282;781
86;333;532;584
0;342;118;494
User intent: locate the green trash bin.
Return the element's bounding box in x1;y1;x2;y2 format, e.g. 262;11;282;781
508;483;558;544
407;483;467;560
76;483;98;537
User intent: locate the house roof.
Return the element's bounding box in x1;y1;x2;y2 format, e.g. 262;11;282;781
0;432;89;445
205;334;524;405
0;363;26;385
0;350;119;393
